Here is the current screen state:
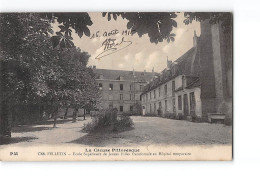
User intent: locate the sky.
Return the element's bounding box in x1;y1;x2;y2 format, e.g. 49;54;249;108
71;12;201;73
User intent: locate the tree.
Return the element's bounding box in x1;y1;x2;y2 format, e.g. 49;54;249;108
0;13;98;133
1;13;58;134
56;47;99;123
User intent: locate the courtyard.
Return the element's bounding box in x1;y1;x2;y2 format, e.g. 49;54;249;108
0;116;232;148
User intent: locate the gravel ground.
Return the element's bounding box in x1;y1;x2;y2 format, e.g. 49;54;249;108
0;116;232;147
0;117;91;146
72;116;232;147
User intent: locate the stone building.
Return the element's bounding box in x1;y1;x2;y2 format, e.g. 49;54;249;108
141;53;202;119
141;19;232;122
93;67;155;114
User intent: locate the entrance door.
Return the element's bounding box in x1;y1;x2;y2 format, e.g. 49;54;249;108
183;94;189;116
142;106;146;115
158;102;162;115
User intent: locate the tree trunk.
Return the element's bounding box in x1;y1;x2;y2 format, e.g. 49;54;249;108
0;100;12;137
72;108;78;123
63;107;69;119
53;113;57;128
53;108;58;128
83;109;86;120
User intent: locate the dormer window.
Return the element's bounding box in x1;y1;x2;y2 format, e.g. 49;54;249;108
182;75;186;89
99;83;103;90
109;83;113;90
117;76;124;80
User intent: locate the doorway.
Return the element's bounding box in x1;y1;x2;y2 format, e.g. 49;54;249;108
183;94;189;116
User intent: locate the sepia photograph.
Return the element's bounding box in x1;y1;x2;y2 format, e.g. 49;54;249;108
0;12;233;161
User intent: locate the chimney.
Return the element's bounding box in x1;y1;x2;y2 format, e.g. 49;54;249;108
152;67;155;78
93;65;96;70
132;68;135;77
142;69;146;76
173;61;178;75
167;56;172;69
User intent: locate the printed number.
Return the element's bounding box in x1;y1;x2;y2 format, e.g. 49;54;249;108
10;152;18;156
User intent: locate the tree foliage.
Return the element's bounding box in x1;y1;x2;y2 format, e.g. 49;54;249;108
183;12;232;33
0;13;99;128
102;12;232;43
102;12;177;44
38;13;93;49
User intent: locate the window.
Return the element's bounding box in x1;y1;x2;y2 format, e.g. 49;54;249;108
165;100;168;112
120;84;123;90
130;105;133;112
159;87;161;97
109;102;113;108
120;106;123;112
140;85;143;91
130;94;132;100
164;84;167;95
150;92;151;99
154;90;156;99
154;103;156;113
98;83;103;90
172;98;176;113
109;83;113;90
130;84;132;90
172;81;175;94
178;95;182;110
190;92;196;111
150;104;152;113
120;94;123;100
146;94;148;101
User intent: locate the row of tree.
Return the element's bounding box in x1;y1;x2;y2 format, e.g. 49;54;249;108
0;13;100;136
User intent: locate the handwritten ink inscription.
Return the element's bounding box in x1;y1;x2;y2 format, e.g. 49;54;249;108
90;29;135;60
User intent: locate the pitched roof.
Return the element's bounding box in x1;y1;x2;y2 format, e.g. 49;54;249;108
94;68;155;82
141;47;199;95
174;47;197;76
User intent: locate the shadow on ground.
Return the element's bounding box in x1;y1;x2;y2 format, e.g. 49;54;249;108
11;118;77;133
0;136;37;145
12;126;52;133
26;118;72;126
69;126;135;147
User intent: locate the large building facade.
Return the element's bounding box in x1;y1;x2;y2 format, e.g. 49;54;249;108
141;19;232;122
140;50;203;119
93;68;155;114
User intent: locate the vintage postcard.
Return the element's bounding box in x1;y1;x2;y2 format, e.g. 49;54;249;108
0;12;233;161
